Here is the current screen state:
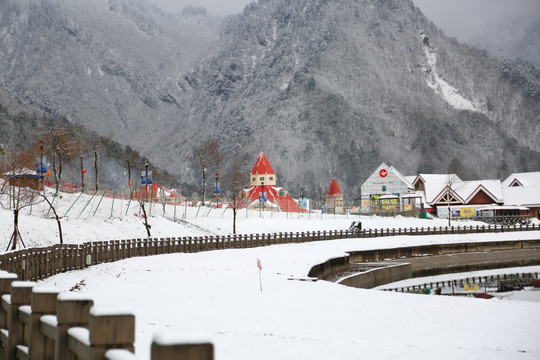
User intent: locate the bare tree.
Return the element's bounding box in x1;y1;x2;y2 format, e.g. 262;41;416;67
93;151;99;191
39;192;64;244
192;140;223;206
39;128;82;193
0;148;44;250
444;174;463;226
227;144;248;234
134;184;153;238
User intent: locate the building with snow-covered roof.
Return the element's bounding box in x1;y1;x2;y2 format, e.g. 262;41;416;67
132;183;184;204
501;171;540;219
360;166;539;220
413;174;505;219
502;172;540;188
238;152;304;213
324;178;343;214
360;163;420;215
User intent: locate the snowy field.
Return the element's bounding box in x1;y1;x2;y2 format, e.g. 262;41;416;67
1;188;540;359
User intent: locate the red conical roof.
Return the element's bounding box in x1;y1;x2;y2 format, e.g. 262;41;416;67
251;152;275;175
326;178;342;196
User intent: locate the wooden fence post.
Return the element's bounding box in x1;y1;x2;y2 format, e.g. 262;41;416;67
0;273;18;330
151;334;214;360
6;281;35;360
88;309;135;359
55;294;94;360
29;287;60;360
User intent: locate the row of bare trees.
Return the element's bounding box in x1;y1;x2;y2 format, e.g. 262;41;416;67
191;140;250;233
0;131;253;253
0;144;64;251
0;128;111;251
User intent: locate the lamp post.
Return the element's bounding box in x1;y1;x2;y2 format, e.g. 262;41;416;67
39;140;44;189
261;181;265;208
145;160;149;202
214;173;220;207
260;181;265;217
299;191;304;219
80;155;85;192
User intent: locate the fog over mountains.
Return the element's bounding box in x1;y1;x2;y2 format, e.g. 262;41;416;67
0;0;538;198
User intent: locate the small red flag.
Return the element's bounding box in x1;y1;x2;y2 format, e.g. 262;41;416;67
257;258;262;270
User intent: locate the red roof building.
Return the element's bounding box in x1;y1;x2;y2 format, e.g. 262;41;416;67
237;152;306;212
132;183;184;204
324;178;344;213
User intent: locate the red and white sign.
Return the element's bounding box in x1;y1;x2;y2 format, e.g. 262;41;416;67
379;169;388;178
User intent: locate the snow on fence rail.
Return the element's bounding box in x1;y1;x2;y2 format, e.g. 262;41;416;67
0;222;538;359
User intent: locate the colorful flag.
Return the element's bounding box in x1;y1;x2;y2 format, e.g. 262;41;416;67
257;258;262;270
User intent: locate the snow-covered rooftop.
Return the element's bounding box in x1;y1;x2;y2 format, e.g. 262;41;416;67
503;186;540;207
416;175;504;205
502;172;540;188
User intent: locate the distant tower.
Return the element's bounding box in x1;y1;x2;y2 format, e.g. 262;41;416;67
250;152;277;187
324;178;343;213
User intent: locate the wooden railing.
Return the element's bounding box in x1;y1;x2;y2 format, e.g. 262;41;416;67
0;275;213;360
383;272;540;295
0;222;538;359
1;223;539;282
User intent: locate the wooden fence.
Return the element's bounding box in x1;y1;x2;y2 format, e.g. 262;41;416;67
1;223;539;282
0;275;213;360
0;222;538;359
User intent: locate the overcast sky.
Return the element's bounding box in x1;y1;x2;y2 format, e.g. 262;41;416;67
147;0;540;43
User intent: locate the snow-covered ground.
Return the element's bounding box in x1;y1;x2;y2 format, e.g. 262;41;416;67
1;188;540;359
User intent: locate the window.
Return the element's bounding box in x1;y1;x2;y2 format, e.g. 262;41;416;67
260;177;264;181
278;189;285;197
269;176;274;181
252;177;255;182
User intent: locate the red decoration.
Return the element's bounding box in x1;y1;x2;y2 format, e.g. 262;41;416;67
379;169;388;178
82;169;87;174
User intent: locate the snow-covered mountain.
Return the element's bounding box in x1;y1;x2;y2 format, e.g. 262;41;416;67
161;0;539;195
0;0;538;198
0;0;220;146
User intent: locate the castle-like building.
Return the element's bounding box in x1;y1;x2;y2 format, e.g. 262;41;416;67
240;152;304;212
324;178;344;213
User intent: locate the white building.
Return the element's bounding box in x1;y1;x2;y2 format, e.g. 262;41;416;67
360;163;419;214
502;172;540;219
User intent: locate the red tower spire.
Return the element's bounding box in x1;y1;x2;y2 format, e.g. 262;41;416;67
326;178;342;196
251;152;275;175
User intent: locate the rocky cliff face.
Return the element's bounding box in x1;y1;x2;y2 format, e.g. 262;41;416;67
0;0;219;147
1;0;538;198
